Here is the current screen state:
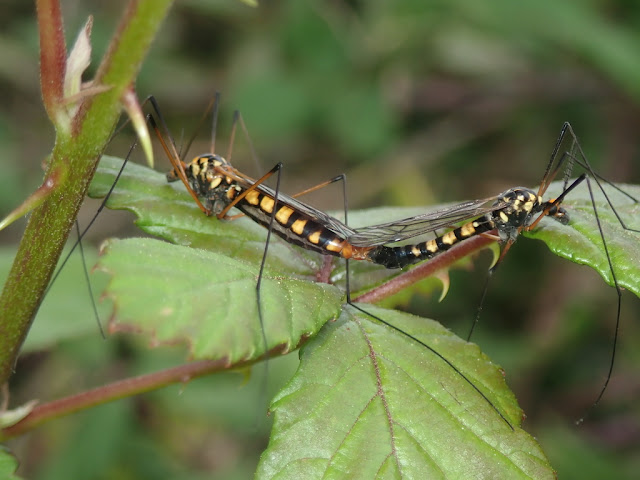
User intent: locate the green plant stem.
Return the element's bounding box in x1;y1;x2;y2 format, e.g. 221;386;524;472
0;359;234;440
0;0;174;386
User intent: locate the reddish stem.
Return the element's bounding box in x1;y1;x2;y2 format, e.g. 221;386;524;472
37;0;66;121
1;358;237;440
354;234;496;303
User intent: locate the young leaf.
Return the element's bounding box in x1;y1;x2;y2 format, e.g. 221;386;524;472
257;305;555;479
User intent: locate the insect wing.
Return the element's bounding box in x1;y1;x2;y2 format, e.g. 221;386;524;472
348;197;504;247
215;162;358;240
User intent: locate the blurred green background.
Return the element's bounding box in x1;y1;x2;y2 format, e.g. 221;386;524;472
1;0;640;478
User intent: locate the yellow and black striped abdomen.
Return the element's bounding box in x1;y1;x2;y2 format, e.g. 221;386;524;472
179;154;362;259
367;216;495;269
235;189;353;258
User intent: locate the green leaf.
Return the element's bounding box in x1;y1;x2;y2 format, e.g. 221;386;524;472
89;156;553;472
257;305;554;479
0;448;20;480
98;237;343;363
526;181;640;297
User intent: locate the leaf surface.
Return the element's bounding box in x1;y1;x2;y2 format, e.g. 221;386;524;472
98;237;343;363
88;156;560;475
257;305;555;479
526;182;640;297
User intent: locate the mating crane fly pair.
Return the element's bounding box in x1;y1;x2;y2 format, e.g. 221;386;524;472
67;94;637;426
145;94;638;418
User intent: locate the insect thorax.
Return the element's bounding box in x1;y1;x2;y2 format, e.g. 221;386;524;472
185;154;238;215
492;187;542;242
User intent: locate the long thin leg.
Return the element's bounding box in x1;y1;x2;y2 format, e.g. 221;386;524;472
575;176;624;424
339;175;513;429
252;161;285;420
255;164;282;351
231;109;262;174
465;234;517;341
346;298;512;429
216;162;283;219
45;140;137;316
75;220;104;338
561;123;640;232
534;123;637;420
290;175;347;200
536;122;572;197
147;115;210;215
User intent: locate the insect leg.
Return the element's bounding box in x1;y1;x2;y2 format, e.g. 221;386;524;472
45;140;137;334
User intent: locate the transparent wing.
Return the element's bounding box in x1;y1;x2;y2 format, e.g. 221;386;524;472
348;197;505;247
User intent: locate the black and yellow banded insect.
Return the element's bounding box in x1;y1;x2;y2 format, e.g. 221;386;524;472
351;185;570;269
161;150;370;260
140;94;519;428
350;122;638;279
159;121;573;273
347;122;640;415
151;96;384;264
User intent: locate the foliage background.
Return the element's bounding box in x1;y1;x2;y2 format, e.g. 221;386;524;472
1;0;639;478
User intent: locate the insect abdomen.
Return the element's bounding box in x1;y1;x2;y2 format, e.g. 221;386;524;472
367;217;494;268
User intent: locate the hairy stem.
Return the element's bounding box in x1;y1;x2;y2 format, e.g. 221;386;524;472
0;0;174;386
